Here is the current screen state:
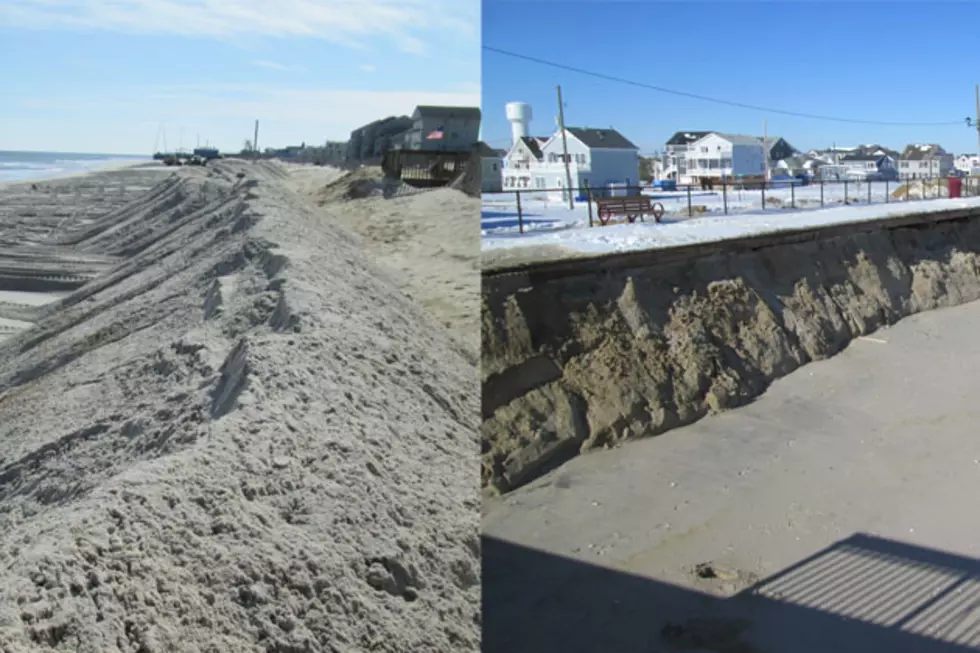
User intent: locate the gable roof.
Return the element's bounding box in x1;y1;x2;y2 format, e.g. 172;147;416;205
762;136;796;153
412;105;482;120
566;127;639;150
666;131;712;146
474;141;500;157
518;136;544;160
900;144;949;160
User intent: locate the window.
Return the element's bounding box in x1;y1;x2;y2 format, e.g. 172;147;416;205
721;158;732;168
492;163;498;172
701;146;709;153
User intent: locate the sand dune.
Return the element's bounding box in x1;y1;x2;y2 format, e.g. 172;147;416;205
0;160;479;652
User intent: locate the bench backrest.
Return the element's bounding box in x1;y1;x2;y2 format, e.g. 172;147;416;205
596;197;652;210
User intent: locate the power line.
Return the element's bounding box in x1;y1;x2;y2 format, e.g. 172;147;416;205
483;46;964;127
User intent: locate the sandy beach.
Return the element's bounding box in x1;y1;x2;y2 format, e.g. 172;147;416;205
0;160;480;652
290;164;481;361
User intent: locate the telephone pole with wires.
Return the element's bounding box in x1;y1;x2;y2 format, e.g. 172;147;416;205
974;84;980;166
556;85;575;209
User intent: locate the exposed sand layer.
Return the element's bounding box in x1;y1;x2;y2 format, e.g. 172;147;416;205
482;209;980;493
0;161;480;652
293;167;480;361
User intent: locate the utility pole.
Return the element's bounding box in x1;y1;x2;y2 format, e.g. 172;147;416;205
253;120;260;156
557;85;575;209
974;85;980;168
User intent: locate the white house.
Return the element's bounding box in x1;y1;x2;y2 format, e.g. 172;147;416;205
502;136;547;187
955;153;980;174
663;131;711;183
836;151;898;180
684;133;766;180
898;144;954;179
502;127;640;202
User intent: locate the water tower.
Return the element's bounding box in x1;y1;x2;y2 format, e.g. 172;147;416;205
505;102;532;147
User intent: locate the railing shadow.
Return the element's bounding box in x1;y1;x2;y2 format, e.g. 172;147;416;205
484;533;980;652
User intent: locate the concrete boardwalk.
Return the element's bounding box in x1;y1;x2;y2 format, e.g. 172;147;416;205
484;299;980;652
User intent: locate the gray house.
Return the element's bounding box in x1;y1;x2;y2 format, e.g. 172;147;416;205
763;137;797;164
400;106;482;152
898;144;954;179
346;115;412;162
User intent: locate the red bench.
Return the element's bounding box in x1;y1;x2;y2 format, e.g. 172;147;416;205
595;196;665;225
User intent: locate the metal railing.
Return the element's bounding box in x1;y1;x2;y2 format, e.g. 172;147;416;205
482;175;980;234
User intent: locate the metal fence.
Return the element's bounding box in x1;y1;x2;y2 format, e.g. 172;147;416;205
482;175;980;234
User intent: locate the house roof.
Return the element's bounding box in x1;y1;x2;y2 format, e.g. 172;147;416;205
839;153;884;162
412;105;482;120
666;131;712;145
474;141;500;157
900;144;948;160
518;136;544;160
567;127;639;150
714;133;766;147
762;136;796;153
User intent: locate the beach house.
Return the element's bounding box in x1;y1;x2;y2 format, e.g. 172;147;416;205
898;144;954;179
684;133;766;181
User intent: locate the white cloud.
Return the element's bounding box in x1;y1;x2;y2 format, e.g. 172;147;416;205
359;64;377;72
252;59;305;72
0;0;478;55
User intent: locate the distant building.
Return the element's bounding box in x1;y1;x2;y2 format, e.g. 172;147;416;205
836;151;898;180
955;153;980;174
664;131;796;183
663;131;712;183
399;106;482;152
504;136;547;174
345;115;412;163
762;137;798;164
899;144;954;179
684;133;766;180
502;125;640;202
323;141;347;164
475;142;504;192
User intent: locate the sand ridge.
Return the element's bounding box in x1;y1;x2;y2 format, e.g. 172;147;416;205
0;160;480;652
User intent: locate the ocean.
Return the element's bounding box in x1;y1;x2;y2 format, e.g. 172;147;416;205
0;150;149;184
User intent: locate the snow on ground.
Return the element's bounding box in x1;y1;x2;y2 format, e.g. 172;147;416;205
482;181;980;255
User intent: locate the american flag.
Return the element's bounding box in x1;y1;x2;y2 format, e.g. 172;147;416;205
426;126;444;140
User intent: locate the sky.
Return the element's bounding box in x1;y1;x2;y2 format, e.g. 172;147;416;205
482;0;980;156
0;0;480;155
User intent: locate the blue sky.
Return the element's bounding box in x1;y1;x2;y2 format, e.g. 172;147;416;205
483;0;980;155
0;0;479;154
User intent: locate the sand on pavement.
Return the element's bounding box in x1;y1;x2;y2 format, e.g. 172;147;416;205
483;298;980;652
